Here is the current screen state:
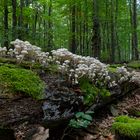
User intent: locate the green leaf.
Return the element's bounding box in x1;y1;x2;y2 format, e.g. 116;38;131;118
69;119;81;128
78;119;90;128
75;112;84;118
82;114;92;121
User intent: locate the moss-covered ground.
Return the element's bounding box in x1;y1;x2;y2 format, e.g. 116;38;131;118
112;115;140;139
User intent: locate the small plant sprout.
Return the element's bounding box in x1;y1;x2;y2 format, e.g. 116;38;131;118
69;111;94;128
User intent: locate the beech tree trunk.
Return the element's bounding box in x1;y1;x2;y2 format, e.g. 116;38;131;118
131;0;139;60
91;0;101;58
4;0;9;48
110;0;116;63
129;0;138;60
12;0;17;40
48;0;53;50
18;0;24;39
70;4;76;54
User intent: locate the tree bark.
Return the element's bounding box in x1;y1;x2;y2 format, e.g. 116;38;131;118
129;0;138;60
12;0;17;41
4;0;9;48
25;0;29;36
43;5;47;50
110;0;116;63
70;3;76;54
91;0;101;58
131;0;139;60
48;0;53;50
18;0;24;39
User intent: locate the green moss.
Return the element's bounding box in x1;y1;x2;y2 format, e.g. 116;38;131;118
115;115;140;123
109;64;123;68
0;57;16;64
127;61;140;69
112;116;140;139
107;67;117;73
0;57;41;69
0;57;58;73
45;64;58;73
0;65;45;99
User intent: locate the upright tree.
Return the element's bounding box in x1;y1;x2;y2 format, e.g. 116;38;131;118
48;0;53;50
91;0;101;58
12;0;17;40
70;1;76;53
3;0;9;48
18;0;24;39
130;0;139;60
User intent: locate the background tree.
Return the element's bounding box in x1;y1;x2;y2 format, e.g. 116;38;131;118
3;0;9;48
12;0;17;40
0;0;140;63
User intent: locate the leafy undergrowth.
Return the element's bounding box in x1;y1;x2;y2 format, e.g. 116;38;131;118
0;64;45;99
112;116;140;139
69;111;93;128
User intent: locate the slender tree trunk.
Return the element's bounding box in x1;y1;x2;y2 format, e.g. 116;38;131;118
32;6;38;45
83;11;86;55
18;0;24;39
12;0;17;41
79;11;82;55
38;18;42;46
110;0;116;63
4;0;9;48
25;0;29;36
70;3;76;53
85;0;89;55
115;0;120;62
105;0;111;62
43;5;47;50
48;0;53;50
91;0;101;58
78;4;82;55
131;0;138;60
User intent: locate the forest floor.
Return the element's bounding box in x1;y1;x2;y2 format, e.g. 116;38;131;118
72;88;140;140
0;71;140;140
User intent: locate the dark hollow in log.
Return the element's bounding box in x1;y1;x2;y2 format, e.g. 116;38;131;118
0;128;16;140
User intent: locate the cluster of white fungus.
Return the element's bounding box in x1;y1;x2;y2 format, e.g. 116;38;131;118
117;66;134;83
51;49;111;85
0;39;133;87
51;48;133;87
0;47;7;57
10;39;50;64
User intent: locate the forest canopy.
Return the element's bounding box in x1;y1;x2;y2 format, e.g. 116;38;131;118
0;0;140;63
